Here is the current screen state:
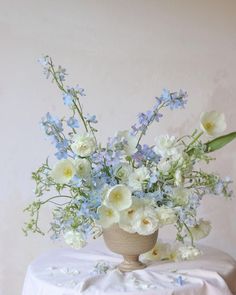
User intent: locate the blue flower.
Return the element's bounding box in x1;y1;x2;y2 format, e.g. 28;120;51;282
75;84;86;96
67;117;79;128
63;93;73;106
55;150;68;160
85;114;97;123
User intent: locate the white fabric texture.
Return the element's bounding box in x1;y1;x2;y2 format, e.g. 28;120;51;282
22;239;236;295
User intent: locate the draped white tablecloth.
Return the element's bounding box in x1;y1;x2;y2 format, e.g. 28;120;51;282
22;239;236;295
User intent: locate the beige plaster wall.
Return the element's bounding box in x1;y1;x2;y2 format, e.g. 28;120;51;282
0;0;236;294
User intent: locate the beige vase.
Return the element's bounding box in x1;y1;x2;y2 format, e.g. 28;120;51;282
103;224;158;272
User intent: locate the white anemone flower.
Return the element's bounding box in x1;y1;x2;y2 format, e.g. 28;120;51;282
116;130;137;156
97;205;120;228
74;158;91;178
189;219;212;241
200;111;226;136
63;231;87;249
105;184;132;211
132;207;159;235
156;207;177;226
128;167;150;191
119;197;144;233
71;133;96;157
51;159;76;184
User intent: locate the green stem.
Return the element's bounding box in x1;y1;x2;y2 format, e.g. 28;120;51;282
183;221;194;246
188;131;204;149
41;195;72;205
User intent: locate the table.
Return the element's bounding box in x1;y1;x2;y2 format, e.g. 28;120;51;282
22;238;236;295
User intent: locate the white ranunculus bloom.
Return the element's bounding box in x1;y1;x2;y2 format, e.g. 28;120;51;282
114;163;132;183
74;158;91;178
63;230;87;249
119;197;144;233
156;206;177;226
105;184;132;211
172;187;190;206
116;130;137;156
142;241;172;261
128;167;150;191
71;133;96;157
154;135;182;158
51;159;76;184
200;111;226;136
132;207;159;235
175;245;202;261
97;205;120;228
189;219;212;241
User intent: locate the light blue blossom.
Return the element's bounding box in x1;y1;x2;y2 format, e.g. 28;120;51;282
67;117;79;128
85;114;97;123
63;93;73;106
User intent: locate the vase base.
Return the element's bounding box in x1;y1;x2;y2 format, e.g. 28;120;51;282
118;260;146;272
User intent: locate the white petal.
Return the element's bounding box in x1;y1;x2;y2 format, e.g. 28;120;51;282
97;205;119;228
105;184;132;211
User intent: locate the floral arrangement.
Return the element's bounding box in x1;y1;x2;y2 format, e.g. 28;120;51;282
24;56;236;260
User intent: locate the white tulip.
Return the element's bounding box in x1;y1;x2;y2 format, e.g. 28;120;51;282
142;241;172;261
51;159;76;184
128;167;150;191
189;219;212;241
97;205;120;228
156;207;177;226
116;130;137;156
132;207;159;235
74;158;91;178
63;230;86;249
105;184;132;211
71;133;96;157
200;111;226;136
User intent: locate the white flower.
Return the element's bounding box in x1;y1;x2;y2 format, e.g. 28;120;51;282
51;159;76;184
174;169;183;186
175;245;202;261
71;133;96;157
142;241;172;261
105;184;132;211
97;205;120;228
189;219;212;241
200;111;226;136
116;130;137;156
157;157;172;174
172;187;189;206
154;135;181;157
156;207;177;226
119;197;144;233
63;231;86;249
132;207;159;235
74;158;91;178
128;167;150;191
114;163;132;183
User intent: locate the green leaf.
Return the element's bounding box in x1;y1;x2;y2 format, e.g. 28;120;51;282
205;132;236;153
